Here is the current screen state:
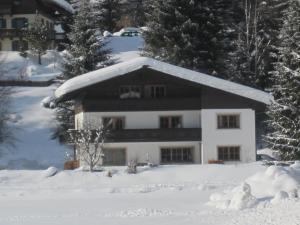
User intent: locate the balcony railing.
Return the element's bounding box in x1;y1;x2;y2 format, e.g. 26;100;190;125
83;98;202;112
106;128;202;143
0;29;56;40
0;29;22;39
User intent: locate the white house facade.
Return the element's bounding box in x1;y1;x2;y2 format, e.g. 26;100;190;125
55;57;272;166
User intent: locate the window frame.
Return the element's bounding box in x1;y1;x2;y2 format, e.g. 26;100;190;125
217;146;240;161
161;147;194;164
102;116;125;131
119;85;142;99
145;85;166;98
0;18;7;28
159;115;183;129
12;17;28;29
217;114;240;129
11;40;28;51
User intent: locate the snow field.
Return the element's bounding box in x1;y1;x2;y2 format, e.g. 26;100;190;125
0;163;300;225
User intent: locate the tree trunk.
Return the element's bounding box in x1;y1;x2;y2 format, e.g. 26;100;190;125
38;53;42;65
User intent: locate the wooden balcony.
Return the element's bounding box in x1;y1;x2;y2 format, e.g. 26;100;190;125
82;98;202;112
0;29;22;39
106;128;202;143
0;29;55;40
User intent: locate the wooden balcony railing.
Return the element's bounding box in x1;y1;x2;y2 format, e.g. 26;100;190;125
83;98;202;112
105;128;202;143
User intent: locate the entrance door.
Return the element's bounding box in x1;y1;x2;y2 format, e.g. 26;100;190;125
103;148;126;166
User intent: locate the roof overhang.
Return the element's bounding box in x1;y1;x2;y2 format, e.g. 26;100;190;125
55;57;273;105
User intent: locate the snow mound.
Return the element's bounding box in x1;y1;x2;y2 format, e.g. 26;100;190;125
247;165;299;197
208;165;300;210
42;167;58;178
208;182;257;210
291;161;300;170
271;191;289;204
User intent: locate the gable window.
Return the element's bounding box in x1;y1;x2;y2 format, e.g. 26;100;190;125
12;18;28;29
160;116;182;128
103;117;125;130
145;85;166;98
217;114;240;129
161;147;193;163
0;18;6;28
119;85;141;99
218;146;240;161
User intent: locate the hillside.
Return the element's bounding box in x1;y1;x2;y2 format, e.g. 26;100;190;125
0;36;143;169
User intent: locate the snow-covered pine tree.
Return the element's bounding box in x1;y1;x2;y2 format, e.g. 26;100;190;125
266;0;300;160
23;14;52;65
122;0;151;27
93;0;123;32
226;0;287;90
54;0;112;144
63;0;111;79
143;0;225;75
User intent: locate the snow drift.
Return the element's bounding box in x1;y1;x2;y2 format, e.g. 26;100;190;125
208;164;300;210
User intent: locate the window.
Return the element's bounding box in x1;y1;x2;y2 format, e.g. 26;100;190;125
119;85;141;99
0;18;6;28
218;146;240;161
145;85;166;98
161;147;193;163
12;40;28;51
12;18;28;29
160;116;182;128
217;114;240;129
13;0;21;5
103;117;125;130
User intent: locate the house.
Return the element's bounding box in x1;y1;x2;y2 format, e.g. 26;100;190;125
0;0;73;51
55;57;272;166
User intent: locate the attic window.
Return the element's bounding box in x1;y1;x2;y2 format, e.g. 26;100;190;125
145;85;166;98
119;86;141;99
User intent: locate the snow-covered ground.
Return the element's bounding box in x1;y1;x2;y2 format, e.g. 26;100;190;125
109;36;143;62
0;51;63;81
0;163;299;225
0;36;143;81
0;85;67;169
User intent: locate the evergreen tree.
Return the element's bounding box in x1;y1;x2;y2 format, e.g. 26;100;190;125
54;0;112;143
143;0;226;75
93;0;123;32
226;0;287;90
122;0;151;27
63;0;111;79
266;0;300;160
23;14;53;65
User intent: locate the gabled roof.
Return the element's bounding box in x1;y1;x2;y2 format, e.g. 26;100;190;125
43;0;74;14
55;57;273;104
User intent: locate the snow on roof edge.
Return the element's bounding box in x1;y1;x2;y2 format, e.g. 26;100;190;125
48;0;74;13
55;57;273;105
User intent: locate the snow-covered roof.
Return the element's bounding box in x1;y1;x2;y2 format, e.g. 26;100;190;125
47;0;74;13
55;57;273;104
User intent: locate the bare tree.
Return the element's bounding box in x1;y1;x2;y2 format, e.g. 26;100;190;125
68;124;108;171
